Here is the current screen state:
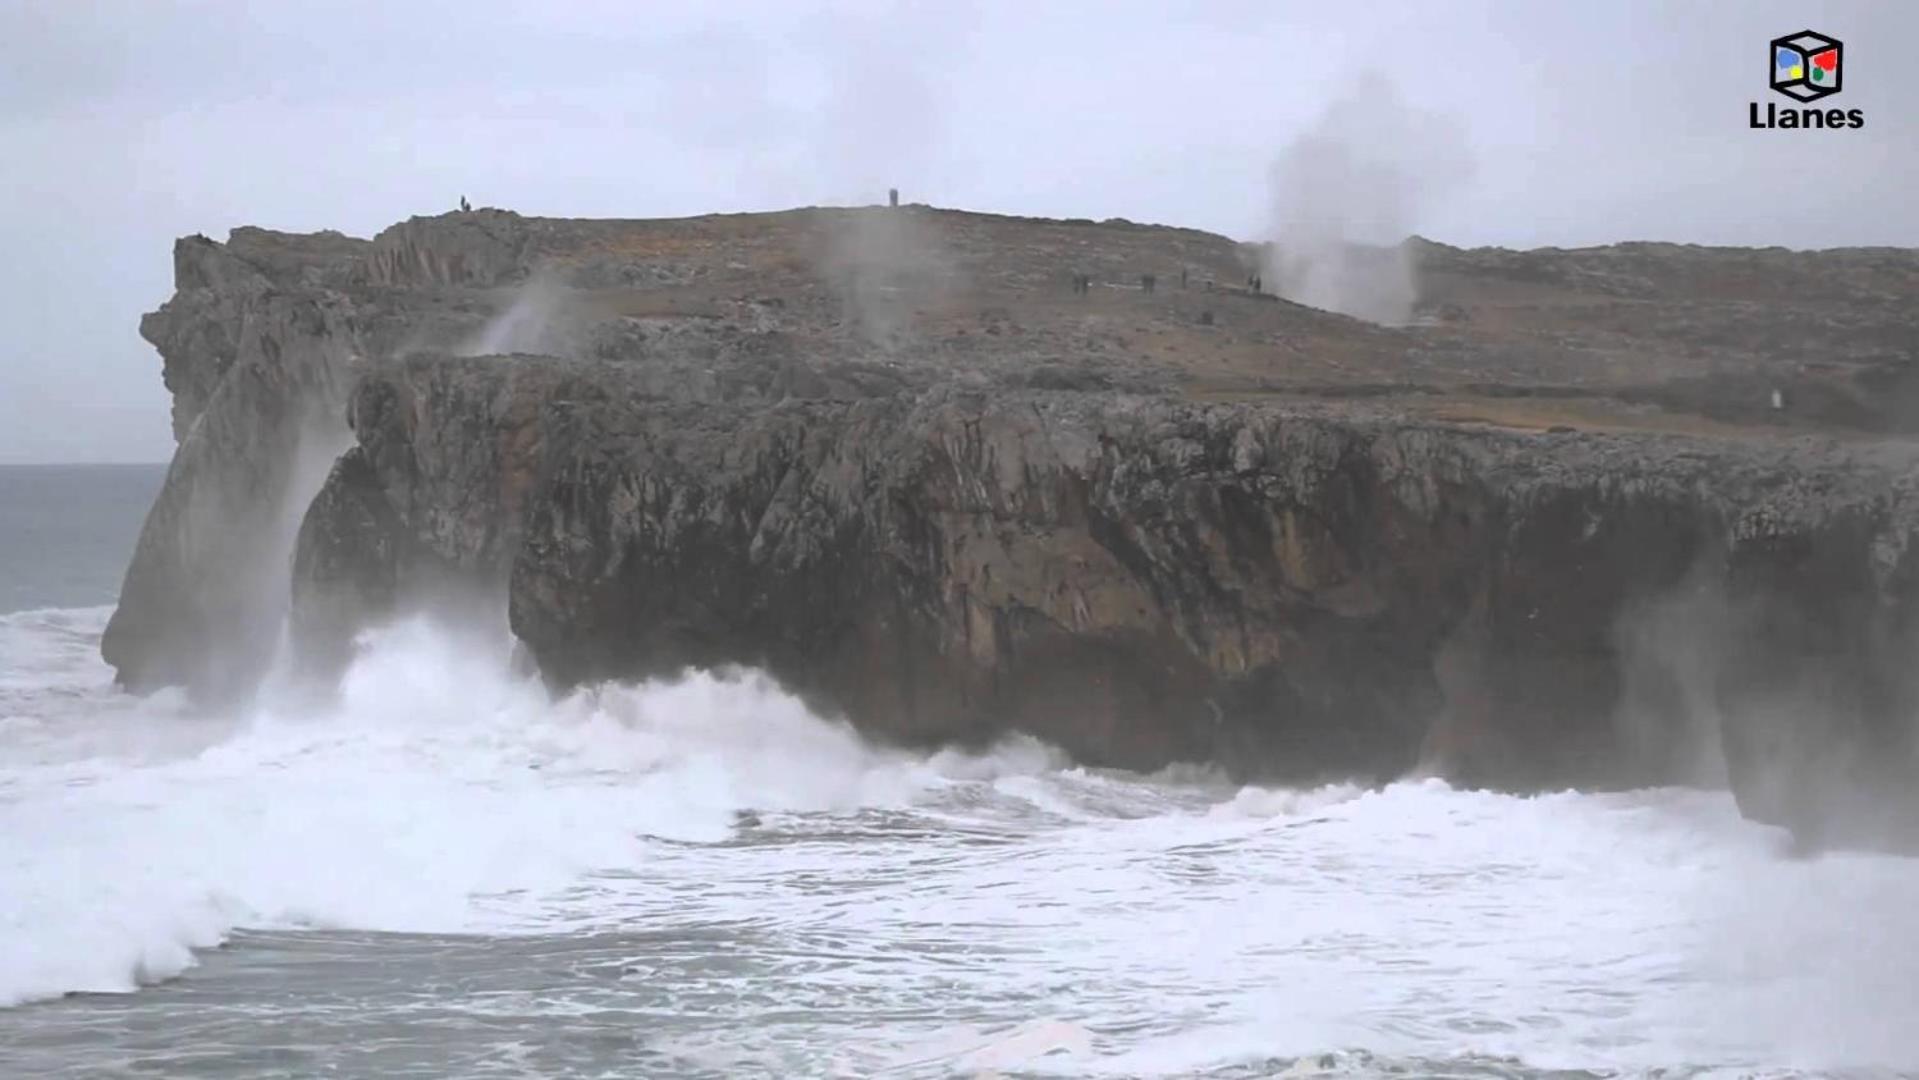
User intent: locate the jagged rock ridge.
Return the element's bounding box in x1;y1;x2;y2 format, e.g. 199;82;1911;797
112;205;1919;850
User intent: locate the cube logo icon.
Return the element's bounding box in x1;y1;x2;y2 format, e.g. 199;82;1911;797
1771;31;1842;101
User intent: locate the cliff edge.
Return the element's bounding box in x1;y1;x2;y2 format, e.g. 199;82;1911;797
111;205;1919;850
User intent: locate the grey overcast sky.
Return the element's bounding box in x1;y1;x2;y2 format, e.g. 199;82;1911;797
1;1;1913;463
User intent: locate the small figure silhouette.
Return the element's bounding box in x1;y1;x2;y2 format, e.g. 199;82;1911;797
459;195;470;213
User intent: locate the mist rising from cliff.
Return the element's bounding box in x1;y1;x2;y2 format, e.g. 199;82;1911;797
1610;570;1731;788
823;206;955;350
1608;562;1919;854
460;269;571;357
1264;74;1471;325
212;410;354;703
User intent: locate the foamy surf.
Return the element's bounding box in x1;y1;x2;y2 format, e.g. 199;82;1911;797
0;609;1053;1007
5;606;1919;1079
832;1018;1097;1076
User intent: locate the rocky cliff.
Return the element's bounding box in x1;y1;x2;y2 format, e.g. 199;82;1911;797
113;205;1919;850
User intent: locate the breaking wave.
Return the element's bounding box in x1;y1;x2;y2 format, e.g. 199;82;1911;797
0;607;1057;1007
4;606;1919;1077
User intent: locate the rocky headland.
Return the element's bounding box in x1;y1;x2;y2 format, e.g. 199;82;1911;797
108;203;1919;850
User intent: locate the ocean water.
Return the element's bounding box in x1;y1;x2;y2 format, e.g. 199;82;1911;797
0;465;165;613
3;466;1918;1078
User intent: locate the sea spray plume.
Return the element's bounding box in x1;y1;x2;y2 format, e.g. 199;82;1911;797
1608;564;1733;788
240;413;356;690
1713;578;1919;855
458;266;572;357
104;393;353;703
806;7;958;350
821;205;957;350
1264;73;1472;325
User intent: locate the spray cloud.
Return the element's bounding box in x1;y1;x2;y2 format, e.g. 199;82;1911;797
459;267;572;357
1265;73;1472;325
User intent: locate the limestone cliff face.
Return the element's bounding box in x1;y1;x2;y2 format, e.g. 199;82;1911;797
299;356;1919;849
103;215;541;696
113;206;1919;850
104;230;368;696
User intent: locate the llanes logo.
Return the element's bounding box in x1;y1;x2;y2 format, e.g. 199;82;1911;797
1751;30;1864;128
1771;30;1842;99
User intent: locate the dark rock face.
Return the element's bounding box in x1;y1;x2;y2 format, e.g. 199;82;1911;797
496;390;1494;778
110;205;1919;850
314;362;1919;816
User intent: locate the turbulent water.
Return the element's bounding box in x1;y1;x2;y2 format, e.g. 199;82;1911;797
4;468;1919;1078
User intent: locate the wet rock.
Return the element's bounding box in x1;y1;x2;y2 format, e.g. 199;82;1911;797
110;206;1919;850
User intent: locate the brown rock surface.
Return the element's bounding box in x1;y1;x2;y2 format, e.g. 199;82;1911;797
110;204;1919;850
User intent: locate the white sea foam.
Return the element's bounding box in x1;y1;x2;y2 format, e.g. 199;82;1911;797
4;605;1919;1077
0;608;1048;1007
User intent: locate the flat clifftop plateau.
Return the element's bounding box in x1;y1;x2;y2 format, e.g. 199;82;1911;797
110;204;1919;851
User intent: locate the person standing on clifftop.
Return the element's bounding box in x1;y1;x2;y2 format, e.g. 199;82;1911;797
459;195;470;213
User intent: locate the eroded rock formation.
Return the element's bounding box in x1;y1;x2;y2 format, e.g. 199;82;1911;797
111;205;1919;849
